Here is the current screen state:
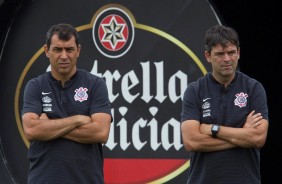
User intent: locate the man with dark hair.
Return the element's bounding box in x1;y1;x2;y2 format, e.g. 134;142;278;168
22;23;112;184
181;25;269;184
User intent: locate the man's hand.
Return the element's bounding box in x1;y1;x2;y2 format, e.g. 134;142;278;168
39;113;49;120
244;110;263;128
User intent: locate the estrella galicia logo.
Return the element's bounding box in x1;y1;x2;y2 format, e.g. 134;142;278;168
92;6;135;58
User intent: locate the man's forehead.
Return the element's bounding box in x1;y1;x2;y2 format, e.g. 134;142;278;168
212;42;237;50
51;35;76;47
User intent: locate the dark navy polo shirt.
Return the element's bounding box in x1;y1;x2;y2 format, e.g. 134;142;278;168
22;69;112;184
181;71;268;184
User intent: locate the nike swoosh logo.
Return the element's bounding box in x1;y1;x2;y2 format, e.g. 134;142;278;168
203;98;211;102
42;92;51;95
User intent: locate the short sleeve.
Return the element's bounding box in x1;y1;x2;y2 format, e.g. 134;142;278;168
249;81;269;121
181;81;201;122
89;77;112;117
21;79;42;116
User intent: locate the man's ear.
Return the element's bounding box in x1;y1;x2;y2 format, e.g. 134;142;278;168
44;44;49;57
77;44;81;57
204;51;211;63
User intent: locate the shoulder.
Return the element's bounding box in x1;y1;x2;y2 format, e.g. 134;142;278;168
77;69;107;89
188;73;210;88
30;73;48;81
78;69;102;81
237;71;256;82
184;74;210;97
25;72;49;87
235;72;267;98
236;71;264;88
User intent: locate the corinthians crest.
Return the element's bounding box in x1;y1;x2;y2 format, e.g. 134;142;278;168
74;87;88;102
234;92;248;108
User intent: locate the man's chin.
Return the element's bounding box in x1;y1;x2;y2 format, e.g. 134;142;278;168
58;68;70;73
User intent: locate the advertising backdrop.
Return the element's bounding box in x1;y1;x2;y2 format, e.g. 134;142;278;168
0;0;221;183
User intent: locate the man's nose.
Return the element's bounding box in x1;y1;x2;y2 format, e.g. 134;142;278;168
223;53;231;62
60;50;68;59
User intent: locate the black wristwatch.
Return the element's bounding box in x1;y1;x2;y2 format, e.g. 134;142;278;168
211;124;220;137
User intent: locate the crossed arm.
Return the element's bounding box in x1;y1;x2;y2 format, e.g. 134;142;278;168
22;112;111;144
181;110;269;152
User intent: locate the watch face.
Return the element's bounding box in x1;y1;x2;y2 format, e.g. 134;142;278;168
212;125;219;131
